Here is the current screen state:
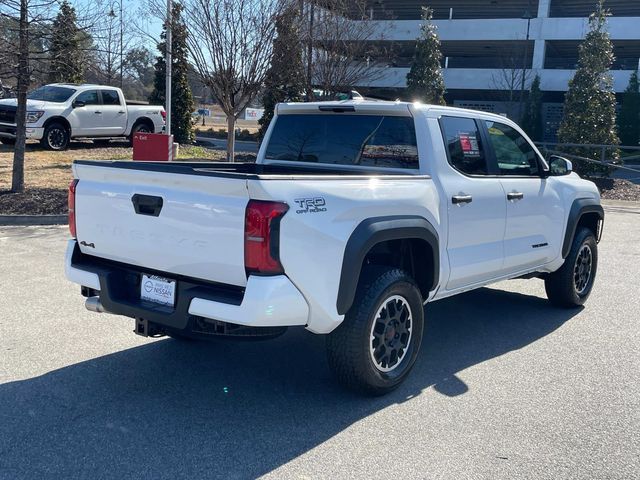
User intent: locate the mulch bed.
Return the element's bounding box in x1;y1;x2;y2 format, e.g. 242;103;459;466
0;188;68;215
591;178;640;202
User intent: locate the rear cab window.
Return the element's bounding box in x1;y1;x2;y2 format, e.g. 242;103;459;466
264;114;419;170
439;116;489;175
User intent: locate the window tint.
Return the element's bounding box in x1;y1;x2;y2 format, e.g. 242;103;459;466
440;116;488;175
27;86;76;103
75;90;100;106
485;121;540;176
101;90;121;105
265;114;419;169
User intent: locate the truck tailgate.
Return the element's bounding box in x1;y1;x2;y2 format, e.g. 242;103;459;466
73;162;249;287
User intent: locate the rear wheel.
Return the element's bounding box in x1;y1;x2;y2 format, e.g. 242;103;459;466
545;227;598;308
326;267;424;395
129;123;152;146
41;122;69;151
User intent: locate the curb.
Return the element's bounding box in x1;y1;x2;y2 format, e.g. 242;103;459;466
0;215;67;226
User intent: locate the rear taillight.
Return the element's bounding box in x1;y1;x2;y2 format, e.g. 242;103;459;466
161;110;167;122
244;200;289;275
68;179;78;238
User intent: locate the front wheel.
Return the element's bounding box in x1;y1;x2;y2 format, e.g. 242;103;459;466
41;123;70;150
326;267;424;395
545;227;598;308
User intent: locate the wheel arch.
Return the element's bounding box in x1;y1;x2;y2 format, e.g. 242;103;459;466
131;116;155;133
336;216;440;315
43;116;71;135
562;198;604;259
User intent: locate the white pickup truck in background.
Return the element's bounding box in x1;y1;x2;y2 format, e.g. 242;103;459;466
0;83;165;150
65;100;604;395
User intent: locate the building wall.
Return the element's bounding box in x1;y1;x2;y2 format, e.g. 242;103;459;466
366;16;639;92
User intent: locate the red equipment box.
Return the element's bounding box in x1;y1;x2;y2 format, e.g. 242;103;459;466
132;133;174;161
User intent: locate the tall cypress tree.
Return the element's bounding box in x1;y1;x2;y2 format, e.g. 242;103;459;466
521;75;543;141
259;6;304;138
557;0;619;176
48;1;84;84
618;72;640;146
406;6;446;105
149;2;194;145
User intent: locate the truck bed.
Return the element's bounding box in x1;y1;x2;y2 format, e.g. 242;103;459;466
73;160;425;179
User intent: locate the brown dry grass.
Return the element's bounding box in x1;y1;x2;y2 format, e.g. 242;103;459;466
0;140;231;215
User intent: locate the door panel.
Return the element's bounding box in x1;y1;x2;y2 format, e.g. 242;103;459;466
500;178;564;271
68;90;101;136
483;120;564;272
439;116;506;290
97;89;127;136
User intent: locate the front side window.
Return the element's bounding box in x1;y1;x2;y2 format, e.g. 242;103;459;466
485;121;540;176
101;90;121;106
75;90;100;105
440;116;488;175
265;114;419;169
27;86;76;103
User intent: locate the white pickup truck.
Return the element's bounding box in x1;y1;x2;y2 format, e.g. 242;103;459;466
0;83;165;150
65;100;604;395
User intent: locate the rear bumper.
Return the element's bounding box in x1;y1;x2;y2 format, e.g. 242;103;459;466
64;240;309;330
0;124;44;140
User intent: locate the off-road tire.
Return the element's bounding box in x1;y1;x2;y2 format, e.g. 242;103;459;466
545;227;598;308
326;267;424;396
41;122;70;151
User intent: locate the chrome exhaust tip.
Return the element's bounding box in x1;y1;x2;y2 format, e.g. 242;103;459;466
85;296;108;314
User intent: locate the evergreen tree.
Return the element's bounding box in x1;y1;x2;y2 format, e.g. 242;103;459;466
48;1;84;84
618;71;640;146
521;75;543;141
406;6;446;105
259;7;304;138
557;0;619;176
149;2;194;145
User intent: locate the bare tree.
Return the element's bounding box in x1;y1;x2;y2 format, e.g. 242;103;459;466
301;0;393;99
0;0;59;193
491;55;532;104
181;0;286;161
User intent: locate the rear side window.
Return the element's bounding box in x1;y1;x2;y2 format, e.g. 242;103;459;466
265;114;419;169
440;116;488;175
101;90;121;105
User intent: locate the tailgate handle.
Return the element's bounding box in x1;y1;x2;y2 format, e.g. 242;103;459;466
131;194;163;217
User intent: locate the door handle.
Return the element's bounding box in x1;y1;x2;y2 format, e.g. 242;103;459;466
452;195;473;205
507;192;524;201
94;111;102;114
118;111;125;114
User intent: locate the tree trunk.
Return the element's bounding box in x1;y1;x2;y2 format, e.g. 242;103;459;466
226;115;235;162
11;0;29;194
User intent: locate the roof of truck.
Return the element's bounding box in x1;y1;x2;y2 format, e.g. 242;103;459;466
277;99;513;123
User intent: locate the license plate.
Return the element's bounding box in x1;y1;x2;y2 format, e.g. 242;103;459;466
140;274;176;306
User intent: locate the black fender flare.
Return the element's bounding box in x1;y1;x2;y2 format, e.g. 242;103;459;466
43;116;72;136
562;198;604;258
336;215;439;315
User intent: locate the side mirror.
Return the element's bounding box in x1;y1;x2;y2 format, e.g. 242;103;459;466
72;100;85;108
548;155;573;176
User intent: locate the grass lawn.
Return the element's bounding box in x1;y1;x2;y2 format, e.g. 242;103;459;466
0;141;249;215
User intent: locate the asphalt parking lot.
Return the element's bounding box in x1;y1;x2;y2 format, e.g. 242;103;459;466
0;206;639;480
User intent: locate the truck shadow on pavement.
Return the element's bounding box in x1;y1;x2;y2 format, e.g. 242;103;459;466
0;286;581;479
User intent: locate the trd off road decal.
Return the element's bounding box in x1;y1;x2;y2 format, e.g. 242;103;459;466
294;197;327;214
